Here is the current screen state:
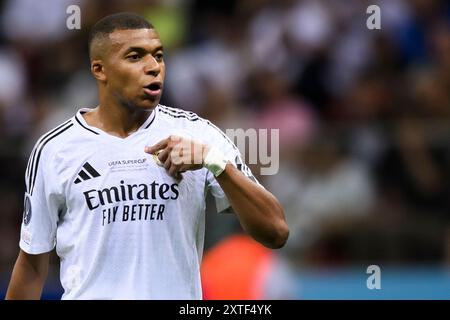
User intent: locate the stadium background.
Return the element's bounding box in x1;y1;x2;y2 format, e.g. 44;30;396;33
0;0;449;299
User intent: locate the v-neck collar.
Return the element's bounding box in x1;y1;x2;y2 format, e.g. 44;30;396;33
75;105;158;141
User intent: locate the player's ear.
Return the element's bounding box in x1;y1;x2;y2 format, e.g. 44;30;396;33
91;60;106;82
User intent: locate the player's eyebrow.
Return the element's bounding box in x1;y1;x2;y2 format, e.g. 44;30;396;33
123;45;164;55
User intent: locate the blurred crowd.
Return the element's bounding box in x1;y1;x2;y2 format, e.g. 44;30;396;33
0;0;449;297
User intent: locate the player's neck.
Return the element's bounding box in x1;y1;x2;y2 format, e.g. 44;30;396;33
84;103;152;138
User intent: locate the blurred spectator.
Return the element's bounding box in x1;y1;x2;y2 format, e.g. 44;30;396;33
376;116;450;218
246;69;317;157
2;0;81;44
267;132;375;259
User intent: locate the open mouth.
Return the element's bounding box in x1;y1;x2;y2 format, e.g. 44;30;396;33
144;82;162;96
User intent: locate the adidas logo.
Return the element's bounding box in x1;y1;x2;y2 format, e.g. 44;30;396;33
74;162;101;184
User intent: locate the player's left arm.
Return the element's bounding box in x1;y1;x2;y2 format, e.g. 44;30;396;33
145;135;289;249
214;162;289;249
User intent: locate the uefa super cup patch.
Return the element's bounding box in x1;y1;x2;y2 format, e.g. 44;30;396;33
107;158;149;172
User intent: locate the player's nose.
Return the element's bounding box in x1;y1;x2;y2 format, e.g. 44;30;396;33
144;56;161;76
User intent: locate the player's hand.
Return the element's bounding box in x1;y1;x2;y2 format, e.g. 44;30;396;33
144;135;210;180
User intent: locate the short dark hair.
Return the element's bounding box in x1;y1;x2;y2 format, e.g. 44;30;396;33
88;12;154;56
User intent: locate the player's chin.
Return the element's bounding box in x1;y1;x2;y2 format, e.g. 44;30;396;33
139;97;161;110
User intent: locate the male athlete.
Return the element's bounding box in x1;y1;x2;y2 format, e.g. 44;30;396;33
6;13;289;299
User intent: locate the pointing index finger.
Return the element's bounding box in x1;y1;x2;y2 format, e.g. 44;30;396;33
145;138;169;154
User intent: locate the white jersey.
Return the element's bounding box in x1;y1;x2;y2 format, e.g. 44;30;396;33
19;104;259;300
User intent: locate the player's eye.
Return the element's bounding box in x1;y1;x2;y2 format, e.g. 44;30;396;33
126;54;140;61
155;52;164;62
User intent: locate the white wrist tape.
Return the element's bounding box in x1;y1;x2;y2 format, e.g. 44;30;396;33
203;147;228;177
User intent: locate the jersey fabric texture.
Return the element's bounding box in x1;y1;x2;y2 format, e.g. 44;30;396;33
19;104;259;300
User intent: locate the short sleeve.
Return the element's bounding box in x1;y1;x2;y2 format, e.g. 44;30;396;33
20;144;63;254
202;121;263;214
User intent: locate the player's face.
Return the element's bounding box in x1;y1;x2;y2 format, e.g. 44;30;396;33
103;28;165;110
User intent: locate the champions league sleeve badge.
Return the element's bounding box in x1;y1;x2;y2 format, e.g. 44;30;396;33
23;194;32;226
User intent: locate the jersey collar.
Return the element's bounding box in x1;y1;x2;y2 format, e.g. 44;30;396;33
74;105;158;137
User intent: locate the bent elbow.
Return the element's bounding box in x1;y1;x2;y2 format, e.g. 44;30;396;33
253;219;289;249
260;215;289;249
271;203;289;249
270;221;289;249
263;203;289;249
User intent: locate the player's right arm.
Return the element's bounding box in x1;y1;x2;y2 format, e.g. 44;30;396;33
6;250;50;299
7;124;68;299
